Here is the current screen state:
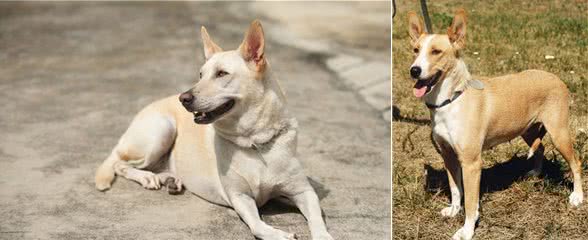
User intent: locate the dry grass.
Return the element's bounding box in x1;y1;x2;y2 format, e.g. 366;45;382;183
392;1;588;239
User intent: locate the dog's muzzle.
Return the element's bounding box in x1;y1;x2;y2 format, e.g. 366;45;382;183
413;71;442;98
179;91;236;124
192;99;236;124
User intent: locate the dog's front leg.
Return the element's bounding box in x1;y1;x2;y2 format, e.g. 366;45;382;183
438;142;462;218
229;192;296;240
452;153;482;240
289;190;333;240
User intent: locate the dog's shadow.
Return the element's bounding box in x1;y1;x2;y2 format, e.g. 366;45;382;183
259;178;330;217
392;105;573;195
425;155;572;196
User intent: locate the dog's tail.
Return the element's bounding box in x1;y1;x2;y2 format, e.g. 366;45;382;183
95;152;118;191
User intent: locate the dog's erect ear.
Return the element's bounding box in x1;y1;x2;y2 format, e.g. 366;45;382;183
239;20;265;72
408;11;424;44
447;9;467;50
201;26;223;60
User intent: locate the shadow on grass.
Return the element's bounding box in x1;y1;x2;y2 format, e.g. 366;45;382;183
391;105;429;126
392;105;436;153
424;155;573;196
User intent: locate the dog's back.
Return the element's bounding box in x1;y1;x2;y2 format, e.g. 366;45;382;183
471;69;570;148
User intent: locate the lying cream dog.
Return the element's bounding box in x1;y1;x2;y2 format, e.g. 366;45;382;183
95;20;333;240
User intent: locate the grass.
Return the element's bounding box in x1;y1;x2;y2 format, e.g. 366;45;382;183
392;1;588;239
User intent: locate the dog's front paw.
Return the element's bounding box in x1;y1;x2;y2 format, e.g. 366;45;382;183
441;205;461;217
569;191;583;207
255;226;297;240
138;172;160;190
452;226;474;240
284;233;297;240
269;230;296;240
312;233;334;240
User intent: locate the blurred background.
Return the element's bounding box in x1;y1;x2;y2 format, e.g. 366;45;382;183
0;2;390;239
392;1;587;239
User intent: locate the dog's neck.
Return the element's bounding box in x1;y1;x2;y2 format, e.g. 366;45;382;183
424;59;471;107
213;66;296;148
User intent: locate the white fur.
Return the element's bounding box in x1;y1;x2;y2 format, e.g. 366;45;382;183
527;148;535;159
452;203;479;240
411;35;434;78
569;191;584;207
441;183;462;217
428;60;472;149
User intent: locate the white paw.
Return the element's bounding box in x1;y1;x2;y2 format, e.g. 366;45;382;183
452;226;474;240
441;205;461;217
256;226;297;240
312;232;334;240
139;172;160;190
95;181;111;191
569;191;584;207
270;230;296;240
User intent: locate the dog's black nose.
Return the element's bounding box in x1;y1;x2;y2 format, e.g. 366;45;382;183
179;92;194;106
410;66;422;79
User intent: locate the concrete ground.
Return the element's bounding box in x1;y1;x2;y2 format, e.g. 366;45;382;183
0;2;390;240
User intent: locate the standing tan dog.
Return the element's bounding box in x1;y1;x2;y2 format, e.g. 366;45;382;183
407;9;584;240
95;20;333;240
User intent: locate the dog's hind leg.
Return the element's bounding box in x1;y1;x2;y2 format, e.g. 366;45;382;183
95;110;176;191
95;151;121;191
113;159;162;190
542;110;583;206
522;123;547;177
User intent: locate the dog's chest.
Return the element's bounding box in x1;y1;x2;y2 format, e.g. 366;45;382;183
218;130;300;204
223;148;297;202
431;106;464;146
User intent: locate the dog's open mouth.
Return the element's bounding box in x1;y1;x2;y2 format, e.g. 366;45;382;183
413;71;442;98
193;99;235;124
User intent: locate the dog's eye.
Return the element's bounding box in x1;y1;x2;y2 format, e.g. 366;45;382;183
413;48;419;54
216;70;228;78
431;49;442;55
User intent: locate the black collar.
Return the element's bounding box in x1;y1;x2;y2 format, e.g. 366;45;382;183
425;91;463;109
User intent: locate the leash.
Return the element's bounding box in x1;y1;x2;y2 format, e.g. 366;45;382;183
392;0;396;18
420;0;433;33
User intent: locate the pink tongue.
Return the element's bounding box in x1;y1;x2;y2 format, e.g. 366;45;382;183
413;86;427;98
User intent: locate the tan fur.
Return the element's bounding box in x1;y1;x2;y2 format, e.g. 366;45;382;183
408;9;583;240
